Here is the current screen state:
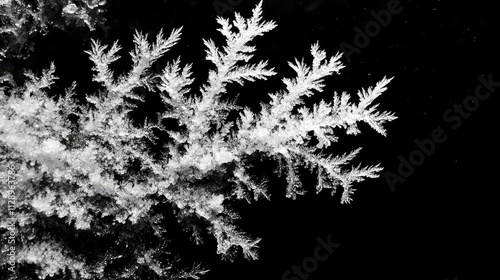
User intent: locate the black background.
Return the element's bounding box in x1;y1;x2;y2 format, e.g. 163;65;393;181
25;0;500;279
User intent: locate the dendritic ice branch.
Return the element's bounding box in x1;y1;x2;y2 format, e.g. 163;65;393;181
0;1;396;279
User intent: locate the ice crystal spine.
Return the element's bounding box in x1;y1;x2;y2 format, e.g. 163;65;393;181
0;1;396;279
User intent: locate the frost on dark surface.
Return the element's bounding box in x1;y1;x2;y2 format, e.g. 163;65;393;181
0;0;109;60
0;1;396;279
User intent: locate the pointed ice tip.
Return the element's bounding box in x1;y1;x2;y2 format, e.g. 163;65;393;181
256;0;264;9
252;0;264;18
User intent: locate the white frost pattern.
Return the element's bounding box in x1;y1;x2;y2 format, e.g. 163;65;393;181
0;1;396;279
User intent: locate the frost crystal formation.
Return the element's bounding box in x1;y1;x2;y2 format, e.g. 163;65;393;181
0;1;396;279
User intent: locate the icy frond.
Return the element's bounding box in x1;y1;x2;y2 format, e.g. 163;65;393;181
174;263;210;280
199;0;276;118
127;28;183;90
235;41;395;202
268;44;344;117
85;39;122;90
85;28;182;106
353;76;398;136
211;218;262;261
23;62;58;97
231;163;270;202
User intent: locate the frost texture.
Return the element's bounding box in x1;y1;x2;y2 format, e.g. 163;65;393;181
0;1;396;279
0;0;109;59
